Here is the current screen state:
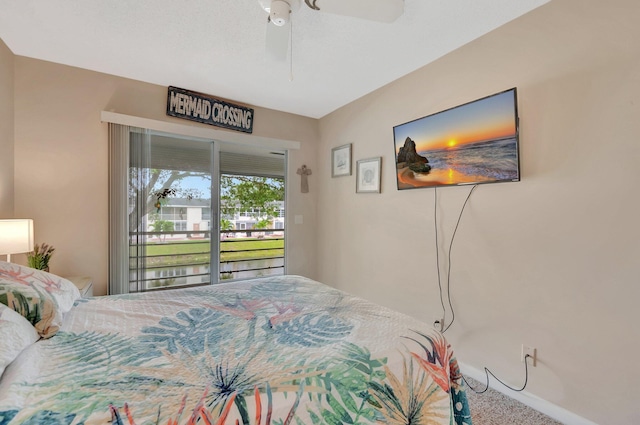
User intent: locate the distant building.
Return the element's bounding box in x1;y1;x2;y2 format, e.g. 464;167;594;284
148;198;284;238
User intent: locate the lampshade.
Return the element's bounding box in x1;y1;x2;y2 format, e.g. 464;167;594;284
0;219;35;262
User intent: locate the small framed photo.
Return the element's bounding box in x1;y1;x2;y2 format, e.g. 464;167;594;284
356;157;382;193
331;144;352;177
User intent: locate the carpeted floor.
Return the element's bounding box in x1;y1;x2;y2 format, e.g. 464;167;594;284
463;376;563;425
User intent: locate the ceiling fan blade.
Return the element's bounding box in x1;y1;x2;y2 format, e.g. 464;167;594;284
305;0;404;23
266;20;290;61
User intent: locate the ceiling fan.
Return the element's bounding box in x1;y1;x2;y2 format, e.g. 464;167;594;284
257;0;404;61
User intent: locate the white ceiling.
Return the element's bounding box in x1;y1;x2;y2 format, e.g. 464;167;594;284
0;0;549;119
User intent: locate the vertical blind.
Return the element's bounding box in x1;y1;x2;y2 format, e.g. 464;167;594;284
128;129;152;293
109;125;217;294
108;124;142;294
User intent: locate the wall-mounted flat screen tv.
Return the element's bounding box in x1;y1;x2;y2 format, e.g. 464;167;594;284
393;88;520;190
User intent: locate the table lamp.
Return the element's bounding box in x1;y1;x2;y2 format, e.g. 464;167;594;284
0;219;34;262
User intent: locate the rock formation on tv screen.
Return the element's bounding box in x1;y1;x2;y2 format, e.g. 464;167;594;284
397;137;431;173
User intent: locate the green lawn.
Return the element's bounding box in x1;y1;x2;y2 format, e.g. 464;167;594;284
139;238;284;267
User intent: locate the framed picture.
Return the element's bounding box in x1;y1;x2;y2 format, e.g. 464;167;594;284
356;157;382;193
331;144;352;177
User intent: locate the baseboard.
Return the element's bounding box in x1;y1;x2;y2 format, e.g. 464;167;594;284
458;361;599;425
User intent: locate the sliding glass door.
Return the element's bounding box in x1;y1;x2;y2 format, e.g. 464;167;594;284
218;150;286;280
109;124;287;294
128;131;216;292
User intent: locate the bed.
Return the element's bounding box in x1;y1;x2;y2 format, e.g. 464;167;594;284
0;260;472;425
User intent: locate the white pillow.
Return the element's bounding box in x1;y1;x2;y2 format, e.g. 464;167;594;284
0;261;81;338
0;303;40;377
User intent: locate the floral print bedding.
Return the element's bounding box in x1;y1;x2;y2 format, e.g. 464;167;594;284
0;275;472;425
0;260;81;338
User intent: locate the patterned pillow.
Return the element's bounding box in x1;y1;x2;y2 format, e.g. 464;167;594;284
0;261;81;338
0;303;40;377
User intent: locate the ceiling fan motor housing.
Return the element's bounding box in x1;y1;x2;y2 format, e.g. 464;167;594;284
270;0;291;26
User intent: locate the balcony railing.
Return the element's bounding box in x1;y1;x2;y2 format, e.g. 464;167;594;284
129;229;284;291
156;214;186;221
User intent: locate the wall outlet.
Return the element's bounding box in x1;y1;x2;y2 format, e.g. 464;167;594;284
521;345;537;367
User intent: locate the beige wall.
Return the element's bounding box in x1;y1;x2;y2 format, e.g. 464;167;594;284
12;57;319;295
316;0;639;423
0;38;14;218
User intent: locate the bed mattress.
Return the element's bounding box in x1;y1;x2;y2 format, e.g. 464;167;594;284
0;274;472;424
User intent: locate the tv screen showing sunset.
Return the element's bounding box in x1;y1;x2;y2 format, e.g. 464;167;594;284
393;88;520;189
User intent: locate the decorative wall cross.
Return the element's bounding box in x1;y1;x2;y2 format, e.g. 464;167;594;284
296;165;312;193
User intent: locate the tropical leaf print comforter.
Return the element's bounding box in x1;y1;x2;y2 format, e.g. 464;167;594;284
0;275;472;425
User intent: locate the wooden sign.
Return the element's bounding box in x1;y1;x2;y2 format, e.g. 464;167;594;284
166;86;254;133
